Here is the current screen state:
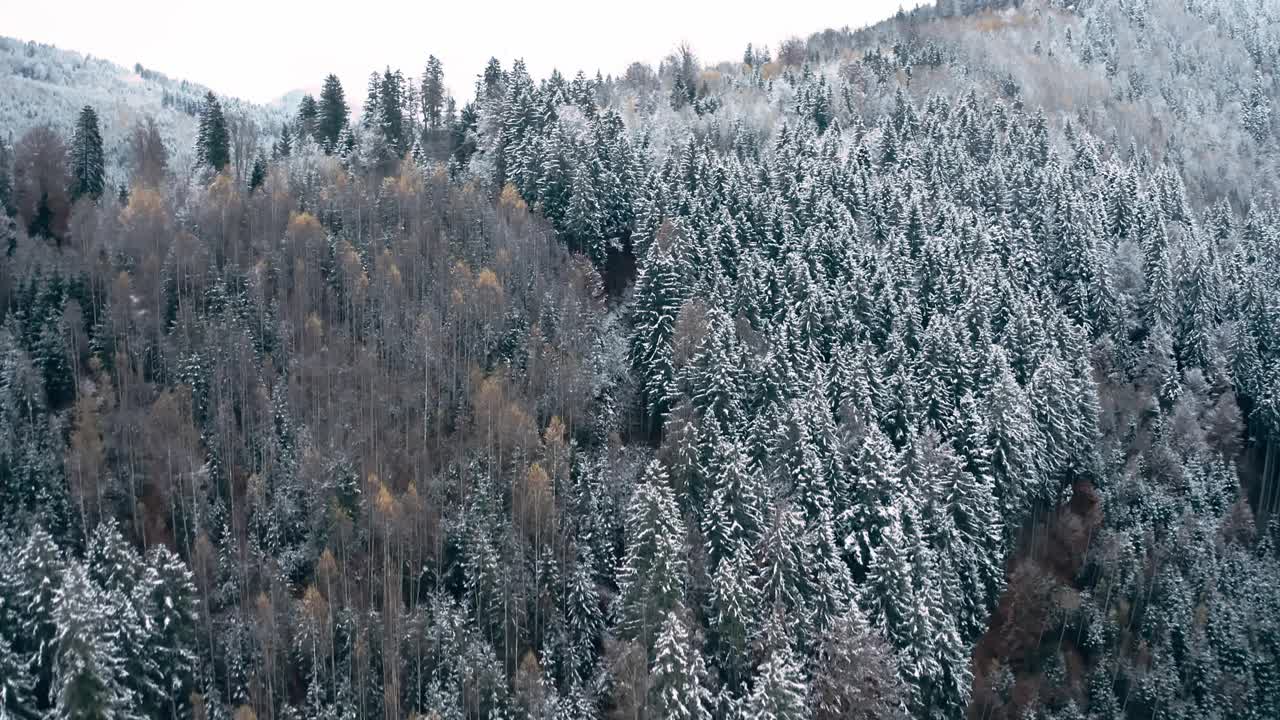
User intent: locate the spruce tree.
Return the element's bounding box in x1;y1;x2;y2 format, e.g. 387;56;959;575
198;92;230;172
0;626;36;720
707;547;760;696
317;74;349;152
274;122;292;159
630;231;684;431
615;460;687;650
0;136;13;217
648;604;713;720
68;106;104;202
380;67;407;155
49;562;131;720
295;94;319;142
248;153;267;192
138;545;200;720
1244;71;1272;144
14;526;64;707
421;55;446;130
564;160;606;264
744;643;811;720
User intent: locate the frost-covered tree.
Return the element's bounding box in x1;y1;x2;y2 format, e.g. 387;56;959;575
421;55;446;130
615;460;687;650
1244;71;1272;144
648;604;713;720
50;561;131;720
744;642;810;720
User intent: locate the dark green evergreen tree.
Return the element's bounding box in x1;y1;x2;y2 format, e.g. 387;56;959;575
317;74;349;152
67;106;104;202
421;55;446;130
295;93;319;142
248;153;267;192
197;91;230;172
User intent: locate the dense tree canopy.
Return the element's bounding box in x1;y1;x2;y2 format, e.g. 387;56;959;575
1;1;1279;719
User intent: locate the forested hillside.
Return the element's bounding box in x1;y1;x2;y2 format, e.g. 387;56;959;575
0;35;285;190
2;0;1279;719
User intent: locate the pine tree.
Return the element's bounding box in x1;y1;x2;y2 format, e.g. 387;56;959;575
362;72;383;135
754;506;813;644
841;423;900;576
68;106;104;202
701;434;766;568
1140;200;1175;329
0;560;36;720
86;520;159;717
687;307;747;433
317;74;349;152
863;502;918;653
563;545;603;682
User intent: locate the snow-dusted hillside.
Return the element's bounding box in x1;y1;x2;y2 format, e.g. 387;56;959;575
0;35;287;183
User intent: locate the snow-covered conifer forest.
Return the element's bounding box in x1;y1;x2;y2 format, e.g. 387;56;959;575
2;0;1280;718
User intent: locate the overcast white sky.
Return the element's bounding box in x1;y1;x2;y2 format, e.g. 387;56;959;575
6;1;924;104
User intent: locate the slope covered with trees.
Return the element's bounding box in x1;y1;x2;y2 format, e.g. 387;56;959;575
1;1;1279;718
0;35;286;193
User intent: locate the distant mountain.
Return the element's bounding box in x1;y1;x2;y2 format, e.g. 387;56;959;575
0;35;288;183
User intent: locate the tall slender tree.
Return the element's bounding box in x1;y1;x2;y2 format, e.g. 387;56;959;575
197;92;230;172
317;74;349;152
67;106;104;203
421;56;446;130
